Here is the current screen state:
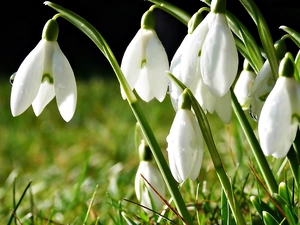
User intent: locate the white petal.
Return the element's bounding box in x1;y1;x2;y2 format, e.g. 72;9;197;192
189;148;203;181
194;77;217;114
10;40;46;116
201;13;238;97
250;60;275;120
169;34;193;110
52;43;77;122
135;67;153;101
234;70;256;110
258;77;297;158
146;31;169;101
32;81;55;116
135;30;169;102
215;90;232;124
120;29;146;98
179;14;211;88
134;161;165;212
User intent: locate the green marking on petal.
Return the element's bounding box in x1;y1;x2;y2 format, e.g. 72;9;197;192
258;93;269;102
42;73;54;84
292;113;300;123
141;59;146;68
198;49;202;57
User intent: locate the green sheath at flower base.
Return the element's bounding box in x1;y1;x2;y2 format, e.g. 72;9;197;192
211;0;226;14
42;19;59;41
188;11;203;34
141;9;155;30
279;52;295;78
178;89;192;110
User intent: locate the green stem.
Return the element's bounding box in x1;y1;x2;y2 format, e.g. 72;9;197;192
44;2;193;224
231;89;278;194
168;73;246;225
287;147;299;189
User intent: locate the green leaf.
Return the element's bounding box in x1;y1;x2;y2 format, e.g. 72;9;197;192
239;0;279;80
280;26;300;49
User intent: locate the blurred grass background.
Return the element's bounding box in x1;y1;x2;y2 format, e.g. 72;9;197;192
0;75;283;224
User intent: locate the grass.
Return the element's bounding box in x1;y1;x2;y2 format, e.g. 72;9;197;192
0;75;293;224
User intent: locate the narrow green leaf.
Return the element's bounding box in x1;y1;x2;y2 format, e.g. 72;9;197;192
83;185;98;224
262;211;280;225
7;180;32;225
239;0;279;79
280;26;300;49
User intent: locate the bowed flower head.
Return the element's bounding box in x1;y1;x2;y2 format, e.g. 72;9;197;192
120;9;169;102
258;53;300;158
200;0;238;97
135;140;166;213
10;19;77;122
167;90;204;183
234;60;256;110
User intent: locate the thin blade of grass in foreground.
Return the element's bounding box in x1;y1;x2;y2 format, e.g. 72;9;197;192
83;184;98;224
7;180;32;225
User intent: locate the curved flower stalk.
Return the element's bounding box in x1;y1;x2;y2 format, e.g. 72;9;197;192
120;9;169;102
234;59;256;110
10;18;77;122
258;53;300;158
135;140;166;213
167;90;203;183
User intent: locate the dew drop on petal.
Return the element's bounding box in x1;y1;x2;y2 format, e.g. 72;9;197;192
10;73;16;85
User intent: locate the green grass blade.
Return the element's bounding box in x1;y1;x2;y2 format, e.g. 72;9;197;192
7;180;32;225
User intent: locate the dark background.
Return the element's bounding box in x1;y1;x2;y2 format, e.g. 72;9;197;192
1;0;300;80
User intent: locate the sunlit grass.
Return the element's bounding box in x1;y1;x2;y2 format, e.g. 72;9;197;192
0;76;287;224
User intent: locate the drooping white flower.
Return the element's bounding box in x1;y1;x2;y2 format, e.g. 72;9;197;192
121;10;169;102
135;140;166;213
250;39;286;120
10;19;77;122
258;53;300;158
249;60;275;121
169;11;232;124
200;12;238;97
166;92;203;183
176;0;238;99
234;60;256;110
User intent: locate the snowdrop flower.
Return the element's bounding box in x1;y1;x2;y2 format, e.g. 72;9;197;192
121;9;169;102
258;53;300;158
167;90;203;183
177;0;238;98
250;40;286;120
234;60;256;110
169;11;203;110
135;140;166;213
10;19;77;122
